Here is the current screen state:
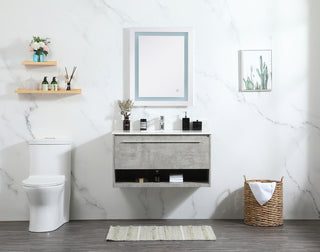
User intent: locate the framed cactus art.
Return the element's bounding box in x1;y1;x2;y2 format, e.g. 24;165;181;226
239;50;272;92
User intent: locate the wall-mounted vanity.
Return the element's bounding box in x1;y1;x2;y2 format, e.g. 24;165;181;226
113;131;211;187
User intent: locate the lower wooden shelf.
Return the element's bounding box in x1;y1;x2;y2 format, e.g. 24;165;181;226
14;88;82;94
114;169;210;188
114;182;210;188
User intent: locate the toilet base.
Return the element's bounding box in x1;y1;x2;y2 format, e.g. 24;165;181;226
24;184;69;232
29;219;68;233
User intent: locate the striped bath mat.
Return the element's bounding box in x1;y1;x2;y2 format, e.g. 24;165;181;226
106;225;216;241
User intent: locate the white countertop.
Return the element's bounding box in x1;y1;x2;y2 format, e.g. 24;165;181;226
112;130;211;135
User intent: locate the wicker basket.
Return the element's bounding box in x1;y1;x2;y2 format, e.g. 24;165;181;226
244;175;284;227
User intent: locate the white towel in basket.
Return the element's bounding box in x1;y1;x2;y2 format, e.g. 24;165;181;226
248;182;276;206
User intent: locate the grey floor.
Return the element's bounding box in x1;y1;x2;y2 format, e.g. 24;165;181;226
0;219;319;252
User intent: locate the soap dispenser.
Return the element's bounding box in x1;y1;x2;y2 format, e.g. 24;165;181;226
182;112;190;130
41;76;49;91
51;77;58;91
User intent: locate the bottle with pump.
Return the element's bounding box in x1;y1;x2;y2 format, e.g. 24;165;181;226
51;77;58;91
182;111;190;130
41;76;49;91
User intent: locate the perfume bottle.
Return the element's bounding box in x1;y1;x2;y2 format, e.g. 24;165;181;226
182;112;190;130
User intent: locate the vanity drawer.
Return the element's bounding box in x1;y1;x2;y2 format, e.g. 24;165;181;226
114;135;210;170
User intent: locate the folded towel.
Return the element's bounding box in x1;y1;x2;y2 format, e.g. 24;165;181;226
248;182;276;205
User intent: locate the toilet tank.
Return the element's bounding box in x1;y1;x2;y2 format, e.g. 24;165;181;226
29;139;72;176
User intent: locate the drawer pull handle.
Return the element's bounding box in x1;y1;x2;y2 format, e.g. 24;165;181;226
121;141;201;144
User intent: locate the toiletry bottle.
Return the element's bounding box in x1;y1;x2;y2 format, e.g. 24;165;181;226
41;76;49;91
154;170;160;182
140;119;147;131
182;112;190;130
51;77;58;91
160;116;164;130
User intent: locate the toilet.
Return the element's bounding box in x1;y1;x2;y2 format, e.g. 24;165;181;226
23;139;72;232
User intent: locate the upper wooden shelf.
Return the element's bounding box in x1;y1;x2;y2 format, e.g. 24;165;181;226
22;61;57;66
14;88;82;94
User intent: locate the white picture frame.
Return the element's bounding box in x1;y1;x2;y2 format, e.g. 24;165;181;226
239;50;272;92
129;28;193;106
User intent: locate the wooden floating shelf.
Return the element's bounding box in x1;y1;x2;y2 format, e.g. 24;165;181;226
14;88;82;94
21;61;57;66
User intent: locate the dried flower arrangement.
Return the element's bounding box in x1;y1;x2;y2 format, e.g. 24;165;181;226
118;99;134;119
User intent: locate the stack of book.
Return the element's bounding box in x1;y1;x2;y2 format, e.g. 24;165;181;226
169;174;183;183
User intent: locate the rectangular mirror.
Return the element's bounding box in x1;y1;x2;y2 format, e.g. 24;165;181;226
129;28;193;106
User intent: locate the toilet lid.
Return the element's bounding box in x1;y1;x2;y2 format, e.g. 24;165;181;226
23;175;65;187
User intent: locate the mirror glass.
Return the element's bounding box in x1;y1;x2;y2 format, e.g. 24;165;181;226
130;28;193;106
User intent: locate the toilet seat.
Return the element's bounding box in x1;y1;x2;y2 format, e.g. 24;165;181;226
23;175;65;188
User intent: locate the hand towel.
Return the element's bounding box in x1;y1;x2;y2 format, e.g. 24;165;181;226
248;182;276;205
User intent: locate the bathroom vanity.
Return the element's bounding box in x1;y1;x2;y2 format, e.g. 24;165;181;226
112;131;211;187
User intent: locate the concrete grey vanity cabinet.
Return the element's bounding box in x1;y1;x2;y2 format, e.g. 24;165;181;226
113;131;211;187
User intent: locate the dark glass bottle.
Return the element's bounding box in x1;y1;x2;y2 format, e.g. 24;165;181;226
123;116;130;131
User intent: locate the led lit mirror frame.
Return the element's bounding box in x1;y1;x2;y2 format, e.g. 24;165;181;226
129;28;193;106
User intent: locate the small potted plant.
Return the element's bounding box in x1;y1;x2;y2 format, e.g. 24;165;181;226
29;36;50;62
118;99;134;130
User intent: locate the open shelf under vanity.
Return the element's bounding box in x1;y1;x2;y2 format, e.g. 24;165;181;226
114;169;210;187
